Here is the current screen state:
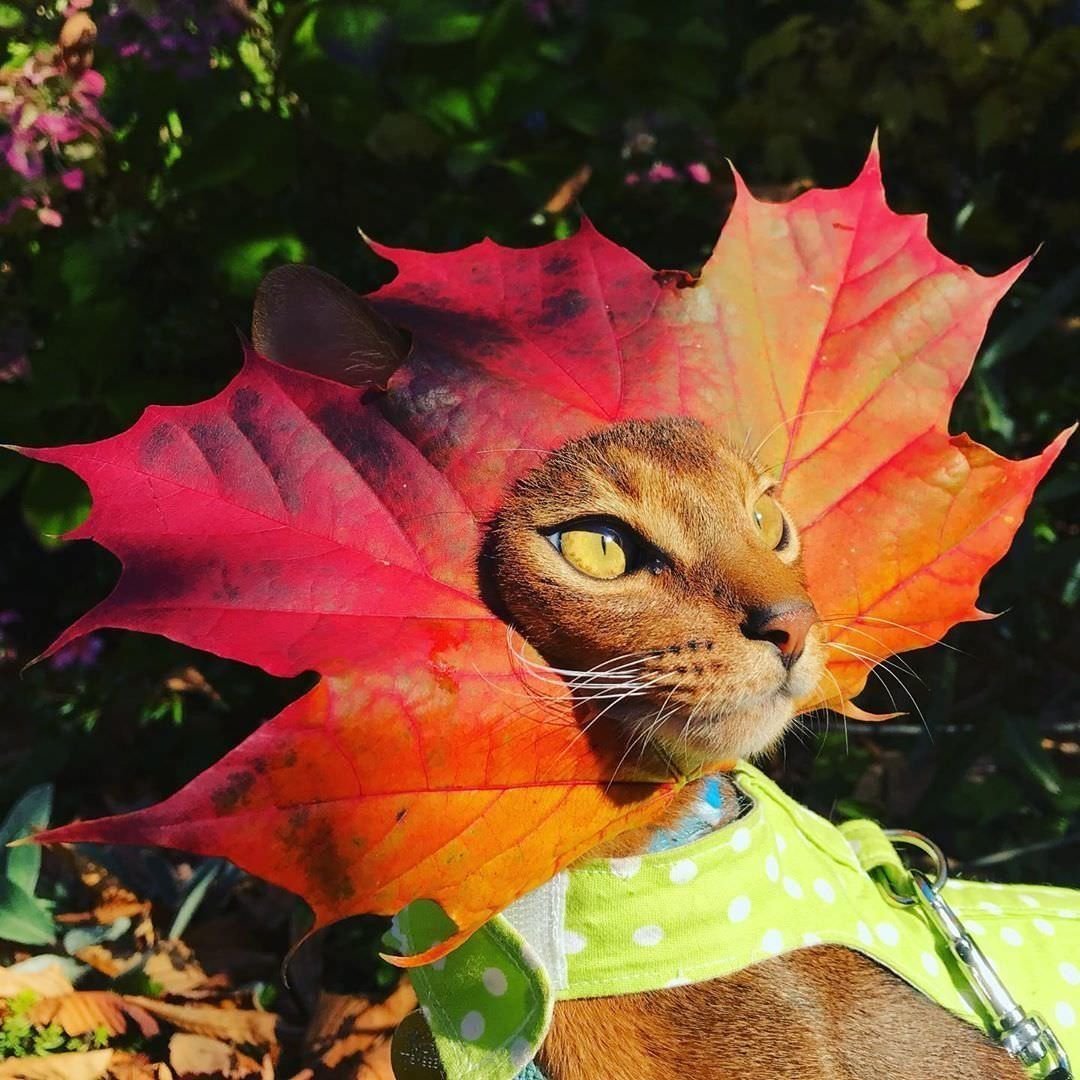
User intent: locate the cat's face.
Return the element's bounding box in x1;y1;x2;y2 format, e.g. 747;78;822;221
491;417;824;768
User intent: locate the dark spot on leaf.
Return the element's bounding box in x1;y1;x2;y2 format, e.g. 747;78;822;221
544;255;574;275
536;288;588;327
832;222;855;231
300;814;357;903
211;770;255;814
188;421;233;475
141;423;176;468
396;808;407;823
228;388;302;514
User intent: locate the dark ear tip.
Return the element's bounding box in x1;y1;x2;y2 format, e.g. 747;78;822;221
251;262;409;388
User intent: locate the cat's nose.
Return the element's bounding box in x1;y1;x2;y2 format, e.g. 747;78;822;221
742;602;817;667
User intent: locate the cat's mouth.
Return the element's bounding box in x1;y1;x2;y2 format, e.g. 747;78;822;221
582;636;826;767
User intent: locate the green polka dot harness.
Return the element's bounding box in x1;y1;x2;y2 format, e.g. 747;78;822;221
392;762;1080;1079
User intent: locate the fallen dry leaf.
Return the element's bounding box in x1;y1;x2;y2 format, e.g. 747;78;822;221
126;996;277;1048
303;980;415;1077
29;991;160;1039
0;1050;114;1080
0;962;75;998
70;944;136;981
106;1053;172;1080
142;940;221;997
168;1035;267;1080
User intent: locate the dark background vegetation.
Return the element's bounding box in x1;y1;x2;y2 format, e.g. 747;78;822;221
2;0;1078;951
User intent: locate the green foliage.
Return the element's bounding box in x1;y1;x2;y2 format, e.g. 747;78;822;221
0;991;108;1057
0;0;1077;895
0;786;56;946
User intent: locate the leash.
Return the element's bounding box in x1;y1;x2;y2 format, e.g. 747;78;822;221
862;828;1072;1080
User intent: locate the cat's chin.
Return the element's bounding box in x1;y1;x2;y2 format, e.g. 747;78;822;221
631;657;824;771
648;692;797;772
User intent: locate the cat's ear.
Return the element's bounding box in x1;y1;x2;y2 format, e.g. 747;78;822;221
251;263;409;388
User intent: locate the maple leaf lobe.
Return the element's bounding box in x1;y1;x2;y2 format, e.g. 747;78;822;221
25;145;1071;954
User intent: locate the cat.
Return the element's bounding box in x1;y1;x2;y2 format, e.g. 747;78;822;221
253;264;1026;1080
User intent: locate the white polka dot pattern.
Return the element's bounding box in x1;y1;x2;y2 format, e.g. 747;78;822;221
765;854;780;882
632;924;664;947
761;929;784;954
483;967;508;996
728;895;751;923
460;1011;485;1041
670;858;698;885
563;930;586;955
875;922;900;947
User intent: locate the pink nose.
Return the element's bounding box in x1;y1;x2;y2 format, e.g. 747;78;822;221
742;602;817;666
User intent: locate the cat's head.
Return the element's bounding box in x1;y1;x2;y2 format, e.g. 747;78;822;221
252;265;824;770
490;417;824;768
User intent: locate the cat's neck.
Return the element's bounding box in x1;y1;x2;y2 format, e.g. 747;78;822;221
585;773;744;859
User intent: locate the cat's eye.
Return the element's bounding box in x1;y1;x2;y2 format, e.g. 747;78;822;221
752;493;788;551
549;524;633;580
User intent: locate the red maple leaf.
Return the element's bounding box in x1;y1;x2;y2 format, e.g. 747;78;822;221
23;145;1071;961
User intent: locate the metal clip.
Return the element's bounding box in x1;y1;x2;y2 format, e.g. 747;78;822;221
883;830;1073;1080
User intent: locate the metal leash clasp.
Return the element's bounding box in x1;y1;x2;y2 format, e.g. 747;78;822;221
883;830;1073;1080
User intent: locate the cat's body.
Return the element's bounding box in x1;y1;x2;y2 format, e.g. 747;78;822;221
536;778;1024;1080
253;265;1026;1080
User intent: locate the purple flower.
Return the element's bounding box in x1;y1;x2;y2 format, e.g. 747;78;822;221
34;112;85;143
686;162;712;185
97;1;246;77
0;39;107;235
49;634;105;671
647;161;679;183
3;135;44;180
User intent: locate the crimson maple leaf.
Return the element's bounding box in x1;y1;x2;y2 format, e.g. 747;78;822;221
22;145;1071;962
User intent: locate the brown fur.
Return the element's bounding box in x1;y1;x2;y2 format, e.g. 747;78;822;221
490;418;1022;1079
492;418;824;768
253;274;1021;1078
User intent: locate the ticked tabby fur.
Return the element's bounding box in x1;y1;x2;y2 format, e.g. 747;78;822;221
253;265;1025;1080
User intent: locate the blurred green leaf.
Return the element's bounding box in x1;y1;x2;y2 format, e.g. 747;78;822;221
218;234;308;295
21;464;91;550
0;3;23;30
0;879;55;946
0;784;52;895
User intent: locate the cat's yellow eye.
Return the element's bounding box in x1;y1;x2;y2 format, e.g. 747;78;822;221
558;527;629;580
752;493;786;550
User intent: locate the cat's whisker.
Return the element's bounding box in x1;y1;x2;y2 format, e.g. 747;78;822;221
822;624;923;684
817;613;964;653
827;640;926;696
562;678;671;768
815;664;849;754
749;408;842;466
829;641;931;738
826;641;922;732
822;622;923;683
